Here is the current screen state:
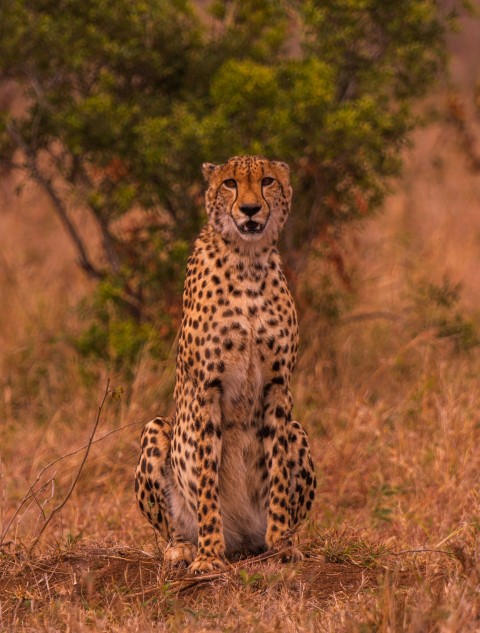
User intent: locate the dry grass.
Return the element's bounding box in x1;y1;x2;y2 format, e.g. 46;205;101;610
1;17;480;633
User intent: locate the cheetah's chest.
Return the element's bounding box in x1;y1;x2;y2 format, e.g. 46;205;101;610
215;281;296;427
179;249;298;426
217;292;266;426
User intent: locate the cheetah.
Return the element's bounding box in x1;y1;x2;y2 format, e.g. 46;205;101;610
135;155;316;573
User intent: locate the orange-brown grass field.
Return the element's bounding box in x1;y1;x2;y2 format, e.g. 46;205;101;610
1;22;480;633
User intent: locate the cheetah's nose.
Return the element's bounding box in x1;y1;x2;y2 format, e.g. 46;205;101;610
239;204;262;218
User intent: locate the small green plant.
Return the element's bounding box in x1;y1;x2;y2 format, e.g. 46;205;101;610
110;386;124;401
371;483;402;525
436;314;479;352
63;529;86;548
238;569;265;588
411;275;479;353
73;279;174;370
318;529;390;567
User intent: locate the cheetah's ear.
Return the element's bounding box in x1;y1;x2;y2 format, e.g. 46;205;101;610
273;161;290;175
202;162;217;183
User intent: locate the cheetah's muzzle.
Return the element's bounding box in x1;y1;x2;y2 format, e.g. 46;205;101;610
238;219;265;234
135;155;316;573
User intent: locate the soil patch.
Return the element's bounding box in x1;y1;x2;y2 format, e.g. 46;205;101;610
0;544;376;624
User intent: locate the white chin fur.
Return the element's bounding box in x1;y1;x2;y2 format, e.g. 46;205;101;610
214;213;283;251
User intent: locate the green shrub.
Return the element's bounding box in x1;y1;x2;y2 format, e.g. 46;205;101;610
0;0;465;366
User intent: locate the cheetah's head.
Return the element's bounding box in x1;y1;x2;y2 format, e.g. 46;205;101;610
202;156;292;249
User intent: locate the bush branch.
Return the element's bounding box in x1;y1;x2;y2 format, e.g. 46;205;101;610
27;381;111;555
5;123;104;280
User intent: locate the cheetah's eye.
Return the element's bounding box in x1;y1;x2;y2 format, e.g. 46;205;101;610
262;177;275;186
223;179;237;189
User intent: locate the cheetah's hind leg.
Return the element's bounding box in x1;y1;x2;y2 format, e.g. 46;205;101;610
284;420;317;562
135;416;196;567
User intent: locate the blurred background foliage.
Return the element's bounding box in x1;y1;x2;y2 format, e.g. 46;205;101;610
0;0;469;366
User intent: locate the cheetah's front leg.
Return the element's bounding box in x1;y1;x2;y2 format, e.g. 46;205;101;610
188;389;226;573
262;383;302;561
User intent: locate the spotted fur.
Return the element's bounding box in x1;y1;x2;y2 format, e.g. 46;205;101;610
135;155;316;572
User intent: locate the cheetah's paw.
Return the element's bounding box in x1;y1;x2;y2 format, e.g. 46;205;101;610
281;546;303;563
164;541;196;567
189;554;226;574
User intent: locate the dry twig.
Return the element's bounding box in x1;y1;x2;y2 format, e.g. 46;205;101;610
27;381;111;555
127;545;296;598
0;413;144;548
389;549;453;557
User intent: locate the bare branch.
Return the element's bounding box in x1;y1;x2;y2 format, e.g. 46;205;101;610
0;417;145;548
5;123;104;280
389;548;453;556
339;311;403;325
72;161;124;276
28;381;111;555
27;476;49;522
98;216;122;275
